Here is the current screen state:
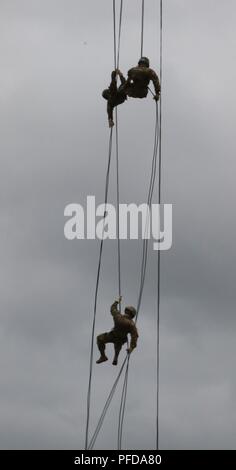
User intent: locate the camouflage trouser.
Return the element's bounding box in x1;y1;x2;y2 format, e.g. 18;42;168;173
102;89;127;120
125;85;148;99
97;331;127;358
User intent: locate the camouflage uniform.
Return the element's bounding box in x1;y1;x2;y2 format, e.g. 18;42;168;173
102;71;127;122
97;301;139;365
125;65;161;99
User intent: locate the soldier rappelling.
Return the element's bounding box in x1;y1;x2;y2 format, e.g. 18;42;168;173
102;57;161;127
96;297;139;365
125;56;161;100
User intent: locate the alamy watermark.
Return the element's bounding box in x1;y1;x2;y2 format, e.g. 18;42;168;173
64;196;172;251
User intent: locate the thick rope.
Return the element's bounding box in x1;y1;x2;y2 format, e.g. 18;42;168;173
85;129;113;450
113;0;117;70
114;0;123;311
117;355;130;449
115;108;122;310
86;0;124;450
117;0;123;69
137;104;159;316
117;102;159;449
91;103;159;450
141;0;145;57
88;356;128;450
156;0;163;452
117;0;163;449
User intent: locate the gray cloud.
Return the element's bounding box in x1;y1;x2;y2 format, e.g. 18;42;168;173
0;0;236;450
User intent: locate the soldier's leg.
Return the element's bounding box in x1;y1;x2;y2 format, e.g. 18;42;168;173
102;89;114;128
112;342;123;366
96;332;113;364
107;102;114;128
125;84;134;98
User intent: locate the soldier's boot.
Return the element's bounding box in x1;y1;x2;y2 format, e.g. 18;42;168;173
96;334;108;364
96;356;108;364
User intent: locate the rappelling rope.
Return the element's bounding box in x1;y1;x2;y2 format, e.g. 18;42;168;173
117;0;163;450
156;0;163;452
85;129;114;450
113;0;117;70
88;355;128;450
85;0;124;450
117;0;123;70
115;109;121;310
117;352;130;449
113;0;123;69
89;102;159;450
141;0;145;56
114;0;123;310
117;101;159;449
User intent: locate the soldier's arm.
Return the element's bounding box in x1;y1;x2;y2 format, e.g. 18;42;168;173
117;70;126;85
129;325;139;351
126;68;134;85
150;70;161;98
110;300;120;317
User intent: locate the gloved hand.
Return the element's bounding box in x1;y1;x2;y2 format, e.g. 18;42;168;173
116;295;122;303
153;94;160;102
126;347;133;355
109;119;114;128
116;69;123;77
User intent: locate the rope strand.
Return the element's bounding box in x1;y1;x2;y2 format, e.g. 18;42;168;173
114;0;123;311
118;356;130;449
88;103;159;451
115;108;122;310
141;0;145;56
85;129;114;450
156;0;163;452
88;356;128;450
113;0;117;70
117;101;159;449
86;0;125;450
117;0;123;69
117;0;163;447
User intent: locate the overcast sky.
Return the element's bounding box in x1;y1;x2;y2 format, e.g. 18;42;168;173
1;0;236;450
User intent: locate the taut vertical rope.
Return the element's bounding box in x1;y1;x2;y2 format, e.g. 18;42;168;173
141;0;145;56
85;129;113;450
156;0;163;451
